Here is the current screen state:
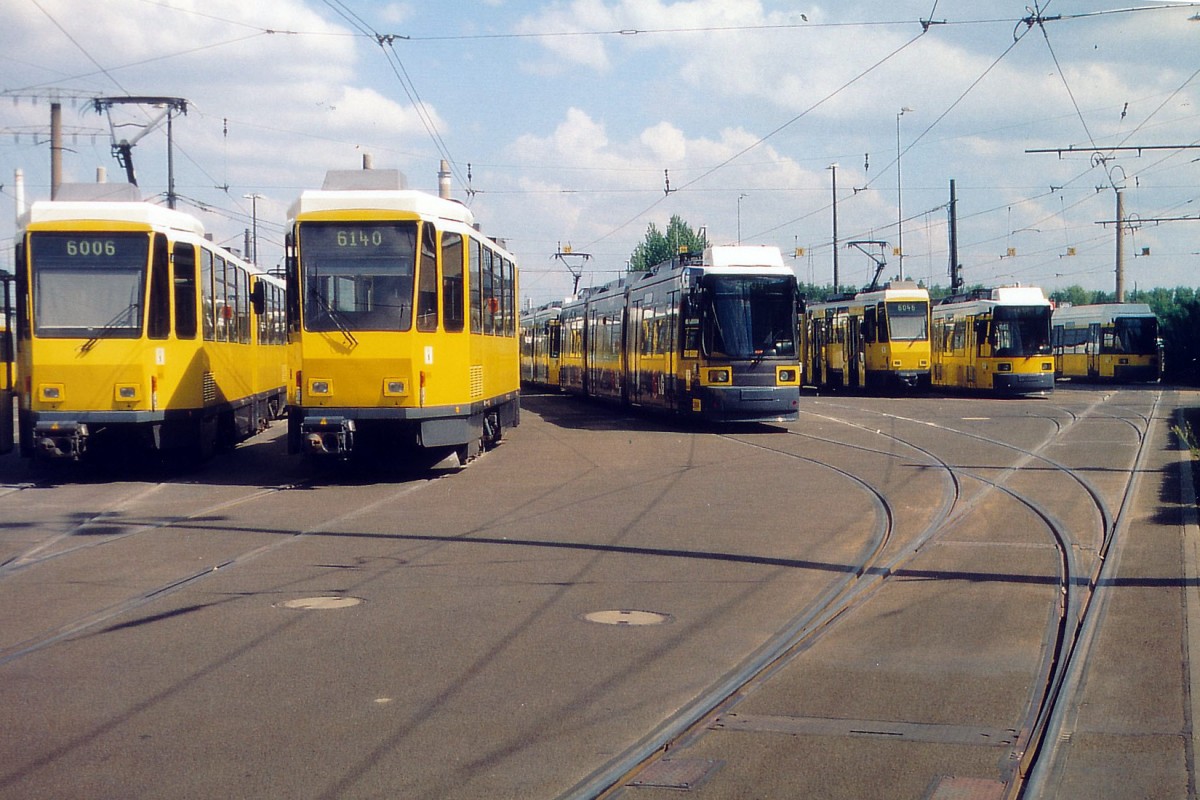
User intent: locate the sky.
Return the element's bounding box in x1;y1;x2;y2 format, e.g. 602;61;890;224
1;0;1198;308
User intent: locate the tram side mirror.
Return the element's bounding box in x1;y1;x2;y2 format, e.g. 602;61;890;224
250;282;266;316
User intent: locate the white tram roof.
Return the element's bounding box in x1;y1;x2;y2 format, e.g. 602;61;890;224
702;244;786;271
289;189;476;227
808;280;929;311
1053;302;1155;325
933;285;1050;316
981;285;1049;305
20;186;206;238
289;169;477;229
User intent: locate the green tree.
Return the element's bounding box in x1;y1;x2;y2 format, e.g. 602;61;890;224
628;215;707;272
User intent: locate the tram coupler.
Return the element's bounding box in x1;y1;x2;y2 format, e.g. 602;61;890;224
301;416;355;457
33;421;88;460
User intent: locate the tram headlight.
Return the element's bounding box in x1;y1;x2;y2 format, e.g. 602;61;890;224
39;384;63;402
706;368;731;384
309;379;332;396
114;384;140;401
383;378;408;397
776;368;798;384
996;362;1012;372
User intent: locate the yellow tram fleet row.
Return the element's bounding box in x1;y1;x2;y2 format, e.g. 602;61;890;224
0;173;1161;465
2;167;521;464
522;278;1161;405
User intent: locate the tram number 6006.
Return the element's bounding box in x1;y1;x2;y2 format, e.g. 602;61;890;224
66;239;118;257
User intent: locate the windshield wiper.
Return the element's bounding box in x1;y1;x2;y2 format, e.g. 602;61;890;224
308;287;358;347
80;302;138;353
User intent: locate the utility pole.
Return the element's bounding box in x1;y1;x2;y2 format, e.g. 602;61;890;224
948;179;963;292
1028;142;1200;300
243;193;263;264
1115;190;1125;302
896;106;913;280
50;103;62;199
828;164;839;292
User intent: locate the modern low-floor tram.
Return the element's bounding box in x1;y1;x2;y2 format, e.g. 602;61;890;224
930;285;1055;395
523;245;803;423
804;280;931;392
1052;302;1160;382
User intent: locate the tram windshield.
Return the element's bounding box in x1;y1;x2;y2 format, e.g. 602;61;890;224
299;221;417;332
702;274;798;359
1108;316;1158;354
990;305;1052;357
29;232;146;338
886;300;929;341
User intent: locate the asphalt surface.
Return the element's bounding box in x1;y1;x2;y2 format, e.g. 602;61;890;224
0;384;1195;799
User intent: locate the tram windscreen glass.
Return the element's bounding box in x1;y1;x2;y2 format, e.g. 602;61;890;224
990;305;1052;357
299;221;418;332
1112;316;1158;354
703;275;797;359
886;300;928;341
30;232;147;338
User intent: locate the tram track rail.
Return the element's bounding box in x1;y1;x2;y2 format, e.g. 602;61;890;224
568;417;957;800
575;389;1157;799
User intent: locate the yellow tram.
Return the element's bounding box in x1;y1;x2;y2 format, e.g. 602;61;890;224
285;168;519;463
521;245;803;422
14;184;289;461
520;301;562;388
930;285;1054;395
804;281;931;391
1051;303;1160;382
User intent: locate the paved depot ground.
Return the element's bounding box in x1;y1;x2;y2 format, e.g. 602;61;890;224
0;386;1196;799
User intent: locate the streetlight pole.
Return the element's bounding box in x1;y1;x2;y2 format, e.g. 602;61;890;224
737;193;748;244
243;193;263;265
896;106;913;281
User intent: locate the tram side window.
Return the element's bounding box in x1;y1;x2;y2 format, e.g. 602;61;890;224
214;256;230;342
863;306;876;343
499;257;509;337
483;248;496;336
148;234;170;340
201;248;215;341
417;224;439;332
274;284;286;344
242;268;253;343
1057;327;1089;352
951;321;967;353
442;232;464;333
256;279;268;344
228;264;245;344
174;243;197;340
469;240;482;334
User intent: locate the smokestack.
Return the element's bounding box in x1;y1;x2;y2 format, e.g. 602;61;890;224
362;153;373;170
14;169;25;223
438;159;451;200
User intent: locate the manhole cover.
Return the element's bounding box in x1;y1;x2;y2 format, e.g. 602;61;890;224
279;596;363;610
582;609;671;626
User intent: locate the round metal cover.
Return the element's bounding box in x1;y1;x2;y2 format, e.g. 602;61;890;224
583;609;671;626
279;596;363;610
